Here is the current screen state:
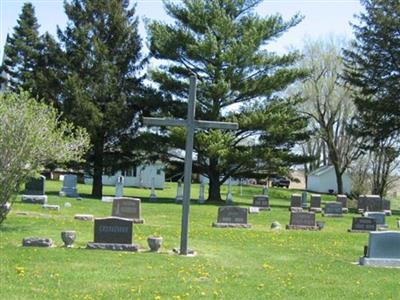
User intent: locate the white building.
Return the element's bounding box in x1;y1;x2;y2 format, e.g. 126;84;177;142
84;163;165;189
307;165;352;195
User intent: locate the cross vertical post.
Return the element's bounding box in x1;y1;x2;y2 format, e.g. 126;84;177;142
143;75;238;255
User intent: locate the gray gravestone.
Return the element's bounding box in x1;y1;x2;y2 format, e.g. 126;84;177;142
323;202;343;217
310;194;322;213
25;176;45;195
382;199;392;216
21;175;48;204
359;231;400;267
212;206;251;228
252;195;271;211
286;212;318;230
290;194;303;212
198;182;206;204
301;191;308;209
149;177;157;202
358;195;382;212
115;176;124;198
226;178;233;204
337;194;349;213
86;217;138;251
364;212;387;229
111;197;144;224
175;180;183;203
61;174;79;197
349;217;377;232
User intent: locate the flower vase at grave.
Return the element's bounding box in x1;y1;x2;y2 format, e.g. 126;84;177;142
61;231;76;248
147;236;163;252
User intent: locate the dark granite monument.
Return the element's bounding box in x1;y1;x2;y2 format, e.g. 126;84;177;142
286;212;319;230
337;194;349;213
290;194;303;212
212;206;251;228
86;217;138;251
21;175;48;204
348;217;377;233
309;194;322;213
251;195;271;211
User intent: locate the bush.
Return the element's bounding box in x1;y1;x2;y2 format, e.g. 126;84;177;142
0;91;89;223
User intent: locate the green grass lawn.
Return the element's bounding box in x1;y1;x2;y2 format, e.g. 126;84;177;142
1;181;399;300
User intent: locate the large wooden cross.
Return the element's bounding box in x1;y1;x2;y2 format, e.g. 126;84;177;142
143;76;238;255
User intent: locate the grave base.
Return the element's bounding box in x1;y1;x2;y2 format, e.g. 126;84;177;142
342;208;349;214
384;210;392;216
101;197;114;203
322;214;343;217
74;214;94;221
309;207;322;213
212;222;251;228
359;257;400;268
290;207;303;212
251;206;271;211
286;225;320;230
348;229;372;233
21;195;48;204
132;218;145;224
86;242;139;252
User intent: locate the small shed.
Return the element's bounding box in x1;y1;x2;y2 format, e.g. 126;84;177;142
307;165;351;195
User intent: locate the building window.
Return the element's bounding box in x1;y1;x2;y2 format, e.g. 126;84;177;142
125;167;137;177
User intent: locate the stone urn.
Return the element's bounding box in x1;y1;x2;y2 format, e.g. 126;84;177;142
147;236;163;252
61;231;76;248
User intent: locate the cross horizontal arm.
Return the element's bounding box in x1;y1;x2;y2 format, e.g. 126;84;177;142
143;117;186;127
195;120;239;130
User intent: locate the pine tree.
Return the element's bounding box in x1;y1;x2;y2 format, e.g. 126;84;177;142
57;0;145;198
0;3;41;95
343;0;400;141
147;0;309;201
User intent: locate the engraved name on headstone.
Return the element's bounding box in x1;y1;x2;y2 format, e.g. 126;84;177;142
93;217;133;244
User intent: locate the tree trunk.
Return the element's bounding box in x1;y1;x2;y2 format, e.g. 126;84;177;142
91;137;104;198
208;157;222;201
333;166;343;194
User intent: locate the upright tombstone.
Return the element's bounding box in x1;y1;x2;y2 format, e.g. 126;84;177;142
86;217;138;251
21;175;48;204
112;197;144;224
226;178;233;205
149;177;157;202
382;199;392;216
262;185;269;196
364;212;388;229
198;182;206;204
286;212;319;230
348;217;377;233
115;176;124;198
309;194;322;213
251;195;271;211
337;194;349;213
290;194;303;212
60;174;79;197
301;191;308;209
175;180;183;203
323;202;343;217
358;195;382;213
212;206;251;228
359;231;400;267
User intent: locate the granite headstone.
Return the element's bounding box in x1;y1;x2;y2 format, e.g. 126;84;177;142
323;202;343;217
111;197;144;224
252;195;271;211
286;212;319;230
349;217;377;232
212;206;251;228
61;174;79;197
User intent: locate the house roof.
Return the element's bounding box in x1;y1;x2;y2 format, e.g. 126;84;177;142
308;165;334;177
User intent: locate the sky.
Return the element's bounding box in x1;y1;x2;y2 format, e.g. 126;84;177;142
0;0;363;59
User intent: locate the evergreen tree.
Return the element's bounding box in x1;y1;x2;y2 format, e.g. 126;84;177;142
57;0;145;198
343;0;400;141
0;3;41;95
148;0;309;201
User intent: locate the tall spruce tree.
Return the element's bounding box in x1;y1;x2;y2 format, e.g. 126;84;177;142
343;0;400;141
57;0;145;198
148;0;309;201
0;3;41;94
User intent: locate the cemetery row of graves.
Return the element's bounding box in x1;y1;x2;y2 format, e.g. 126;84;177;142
1;175;399;299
